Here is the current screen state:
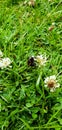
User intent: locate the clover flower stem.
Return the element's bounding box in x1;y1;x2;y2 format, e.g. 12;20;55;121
36;71;42;95
41;70;46;118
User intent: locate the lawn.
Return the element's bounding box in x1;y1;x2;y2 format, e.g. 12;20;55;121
0;0;62;130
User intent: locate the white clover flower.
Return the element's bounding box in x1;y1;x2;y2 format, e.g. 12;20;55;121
28;0;36;6
35;54;47;66
48;22;55;31
44;75;60;92
48;25;54;31
0;50;3;57
0;57;12;69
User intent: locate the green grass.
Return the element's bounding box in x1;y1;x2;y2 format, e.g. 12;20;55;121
0;0;62;130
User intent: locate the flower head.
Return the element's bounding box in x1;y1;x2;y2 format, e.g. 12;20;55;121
35;54;47;66
48;25;54;31
44;75;60;92
48;22;55;31
0;57;12;69
28;0;36;7
0;50;3;57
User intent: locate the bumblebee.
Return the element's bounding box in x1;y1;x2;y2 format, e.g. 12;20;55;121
28;56;35;66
